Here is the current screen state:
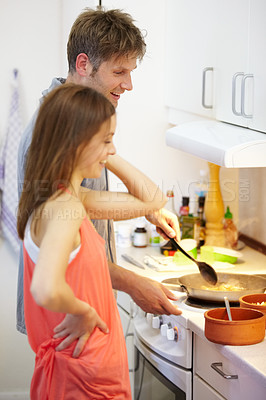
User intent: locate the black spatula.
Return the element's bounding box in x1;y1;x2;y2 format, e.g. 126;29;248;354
169;237;218;285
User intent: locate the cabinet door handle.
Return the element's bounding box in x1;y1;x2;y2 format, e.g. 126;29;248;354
241;74;253;118
211;362;238;380
232;72;244;116
202;67;213;109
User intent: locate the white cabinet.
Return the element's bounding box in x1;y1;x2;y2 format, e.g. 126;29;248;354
215;0;266;133
248;0;266;133
117;291;135;397
193;375;225;400
165;0;218;120
214;0;250;128
165;0;266;133
193;335;266;400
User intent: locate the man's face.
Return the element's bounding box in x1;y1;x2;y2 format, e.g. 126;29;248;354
86;55;137;107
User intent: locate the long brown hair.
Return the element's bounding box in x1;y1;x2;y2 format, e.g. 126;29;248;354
67;8;146;74
17;83;115;239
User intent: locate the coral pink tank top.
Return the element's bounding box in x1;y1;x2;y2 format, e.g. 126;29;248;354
23;216;131;400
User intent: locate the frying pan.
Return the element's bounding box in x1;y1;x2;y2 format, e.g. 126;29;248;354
162;272;266;302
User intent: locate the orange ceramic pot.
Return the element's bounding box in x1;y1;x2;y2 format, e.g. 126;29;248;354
239;293;266;328
204;307;265;345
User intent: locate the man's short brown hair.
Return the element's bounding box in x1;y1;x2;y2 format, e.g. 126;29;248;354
67;8;146;73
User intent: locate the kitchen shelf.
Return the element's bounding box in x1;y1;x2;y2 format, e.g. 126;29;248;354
166;120;266;168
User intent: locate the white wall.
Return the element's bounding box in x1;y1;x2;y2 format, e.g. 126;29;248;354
0;1;99;396
0;0;62;134
0;241;34;398
239;168;266;245
104;0;208;208
0;0;63;396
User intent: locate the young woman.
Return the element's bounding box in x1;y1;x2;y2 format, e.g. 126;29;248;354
17;83;166;400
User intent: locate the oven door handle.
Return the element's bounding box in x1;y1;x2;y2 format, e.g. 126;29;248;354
211;362;238;380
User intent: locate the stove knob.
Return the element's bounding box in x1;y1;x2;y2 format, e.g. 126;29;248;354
146;313;154;325
152;316;163;329
160;323;169;336
166;327;179;342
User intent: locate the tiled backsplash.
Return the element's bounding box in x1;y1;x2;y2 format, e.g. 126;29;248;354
239;168;266;246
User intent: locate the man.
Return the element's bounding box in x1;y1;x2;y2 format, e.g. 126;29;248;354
17;8;181;355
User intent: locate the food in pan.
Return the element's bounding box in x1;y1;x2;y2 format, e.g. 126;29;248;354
201;282;245;291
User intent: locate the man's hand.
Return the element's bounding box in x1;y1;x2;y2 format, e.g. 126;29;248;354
53;307;108;358
109;261;182;316
146;208;180;242
127;275;182;316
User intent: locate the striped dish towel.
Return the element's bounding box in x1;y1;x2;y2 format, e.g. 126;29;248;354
0;69;23;253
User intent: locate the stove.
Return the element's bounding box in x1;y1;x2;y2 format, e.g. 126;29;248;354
133;291;200;400
133;286;242;399
178;293;240;310
134;304;193;399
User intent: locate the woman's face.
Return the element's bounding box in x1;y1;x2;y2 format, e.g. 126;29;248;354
75;115;116;180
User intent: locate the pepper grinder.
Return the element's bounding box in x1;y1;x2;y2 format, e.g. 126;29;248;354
204;162;225;246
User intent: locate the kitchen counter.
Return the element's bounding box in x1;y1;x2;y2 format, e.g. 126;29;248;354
116;240;266;281
116;243;266;389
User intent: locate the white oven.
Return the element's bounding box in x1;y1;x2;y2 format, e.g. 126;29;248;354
133;296;197;400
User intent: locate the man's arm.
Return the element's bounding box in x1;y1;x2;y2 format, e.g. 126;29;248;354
108;261;182;316
53;260;182;355
107;155;180;240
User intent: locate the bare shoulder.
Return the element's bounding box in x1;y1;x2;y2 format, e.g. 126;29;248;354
45;192;86;225
32;192;86;245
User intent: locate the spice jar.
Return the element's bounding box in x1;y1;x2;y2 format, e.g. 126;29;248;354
133;221;147;248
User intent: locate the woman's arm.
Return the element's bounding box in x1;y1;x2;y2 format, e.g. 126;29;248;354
30;200;108;357
146;208;181;241
31;201;87;314
81;154;167;220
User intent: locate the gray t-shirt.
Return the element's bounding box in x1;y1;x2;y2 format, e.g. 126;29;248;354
16;78;116;334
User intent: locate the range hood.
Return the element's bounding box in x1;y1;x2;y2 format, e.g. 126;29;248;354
166;120;266;168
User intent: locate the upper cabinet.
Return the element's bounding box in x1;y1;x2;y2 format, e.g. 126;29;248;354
165;0;218;120
215;0;266;132
248;0;266;133
214;0;250;128
165;0;266;134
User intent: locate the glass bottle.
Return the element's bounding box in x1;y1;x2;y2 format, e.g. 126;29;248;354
165;189;177;215
196;196;206;248
223;206;238;249
195;170;208;198
194;169;208;214
161;190;177;253
149;224;161;247
179;196;190;216
179;197;190;239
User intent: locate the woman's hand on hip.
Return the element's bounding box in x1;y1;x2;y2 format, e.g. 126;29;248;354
53;307;109;358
